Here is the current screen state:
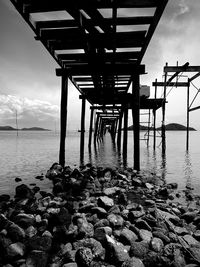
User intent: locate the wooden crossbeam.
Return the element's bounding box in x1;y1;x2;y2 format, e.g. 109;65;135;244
164;66;200;73
56;64;145;76
189;72;200;82
24;0;160;13
36;16;153;32
189;105;200;112
152;82;189;87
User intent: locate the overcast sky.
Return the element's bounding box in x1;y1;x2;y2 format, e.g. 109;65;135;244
1;0;200;130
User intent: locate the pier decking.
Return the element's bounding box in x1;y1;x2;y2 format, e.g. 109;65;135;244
10;0;168;170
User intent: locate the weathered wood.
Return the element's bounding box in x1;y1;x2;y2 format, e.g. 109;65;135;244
88;108;94;147
164;65;200;73
80;96;86;163
152;82;189;87
162;66;167;155
117;111;123;150
59;76;68;167
56;64;145;76
24;0;160;13
189;72;200;82
189;105;200;112
123;106;128;158
132;74;140;170
186;80;190;151
153;79;157;150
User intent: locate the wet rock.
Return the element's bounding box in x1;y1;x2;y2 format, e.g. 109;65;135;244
26;250;48;267
15;184;34;200
94;227;112;242
181;211;199;223
25;225;37;238
135;219;152;231
75;247;93;267
122;257;145;267
151;237;164;252
7;223;25;242
6;242;25;257
14;213;35;228
128;210;145;222
63;264;78;267
183;234;200;247
0;194;10;203
129;241;149;259
132;178;142;187
91;207;107;217
97;196;114;210
103;187;120;196
94;219;110;229
15;177;22;182
139;229;152;243
119;228;138;245
107;214;124;228
173;248;186;267
27;235;52;251
153;231;170;244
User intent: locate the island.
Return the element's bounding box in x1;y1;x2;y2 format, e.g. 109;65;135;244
0;126;50;131
127;123;196;131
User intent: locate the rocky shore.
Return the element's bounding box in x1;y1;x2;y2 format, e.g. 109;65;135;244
0;163;200;267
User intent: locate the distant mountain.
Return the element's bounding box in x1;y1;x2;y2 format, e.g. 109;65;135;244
21;127;50;131
127;123;196;131
156;123;196;131
0;126;16;131
0;126;50;131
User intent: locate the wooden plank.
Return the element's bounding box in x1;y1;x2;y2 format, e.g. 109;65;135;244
164;66;200;73
36;16;153;32
152;82;189;87
24;0;159;13
56;64;145;76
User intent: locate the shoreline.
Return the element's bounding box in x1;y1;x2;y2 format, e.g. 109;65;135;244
0;163;200;266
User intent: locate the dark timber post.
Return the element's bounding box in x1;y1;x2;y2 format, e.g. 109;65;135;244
162;63;167;155
94;114;100;144
186;79;190;151
153;79;157;150
132;74;140;171
59;75;68;167
123;106;128;158
88;108;94;147
117;110;123;150
80;95;86;163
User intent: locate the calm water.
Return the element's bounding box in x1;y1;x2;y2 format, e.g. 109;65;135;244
0;130;200;195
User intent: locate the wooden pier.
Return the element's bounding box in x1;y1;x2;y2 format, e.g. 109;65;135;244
10;0;168;170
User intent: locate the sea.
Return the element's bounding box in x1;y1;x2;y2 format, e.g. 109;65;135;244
0;130;200;196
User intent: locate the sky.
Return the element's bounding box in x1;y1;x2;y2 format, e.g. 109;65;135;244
1;0;200;130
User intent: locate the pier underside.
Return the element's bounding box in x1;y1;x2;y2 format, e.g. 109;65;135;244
10;0;168;170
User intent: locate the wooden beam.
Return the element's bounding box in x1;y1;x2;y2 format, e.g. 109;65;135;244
80;96;86;163
152;81;189;87
59;76;68;167
189;72;200;82
164;66;200;73
24;0;160;13
56;64;145;76
189;105;200;112
88;108;94;147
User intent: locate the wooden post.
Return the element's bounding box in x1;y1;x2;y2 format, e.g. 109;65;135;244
186;79;190;150
59;75;68;167
123;106;128;158
88;108;94;147
94;114;100;144
162;64;167;155
153;79;157;150
117;110;123;150
132;74;140;171
80;96;86;164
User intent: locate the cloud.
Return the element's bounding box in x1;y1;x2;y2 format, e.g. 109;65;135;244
0;94;59;128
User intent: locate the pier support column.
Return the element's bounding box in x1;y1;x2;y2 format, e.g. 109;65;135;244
162;65;167;155
59;75;68;167
94;114;100;144
80;95;86;164
117;110;123;150
88;108;94;147
132;74;140;171
186;79;190;151
123;106;128;161
153;79;157;150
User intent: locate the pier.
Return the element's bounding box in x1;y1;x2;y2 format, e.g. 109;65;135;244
10;0;169;170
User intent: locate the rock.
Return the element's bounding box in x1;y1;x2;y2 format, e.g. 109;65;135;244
94;219;110;229
119;228;138;245
183;234;200;247
135;219;152;231
73;238;105;260
107;214;124;228
106;235;130;265
132;178;142;187
57;207;71;226
6;242;25;257
7;223;25;242
15;177;22;182
15;213;35;228
98;196;114;210
151;237;164;252
63;264;78;267
139;229;152;243
173;226;189;235
75;247;93;267
27;236;52;251
0;194;10;202
129;241;149;259
26;250;48;267
94;227;112;242
128;210;145;222
0;214;8;230
193;230;200;241
145;183;154;190
153;231;170;244
173;248;186;267
103;187;120;196
122;257;145;267
25;225;37;238
181;211;199;223
15;184;34;199
167;183;178;189
91;207;107;217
